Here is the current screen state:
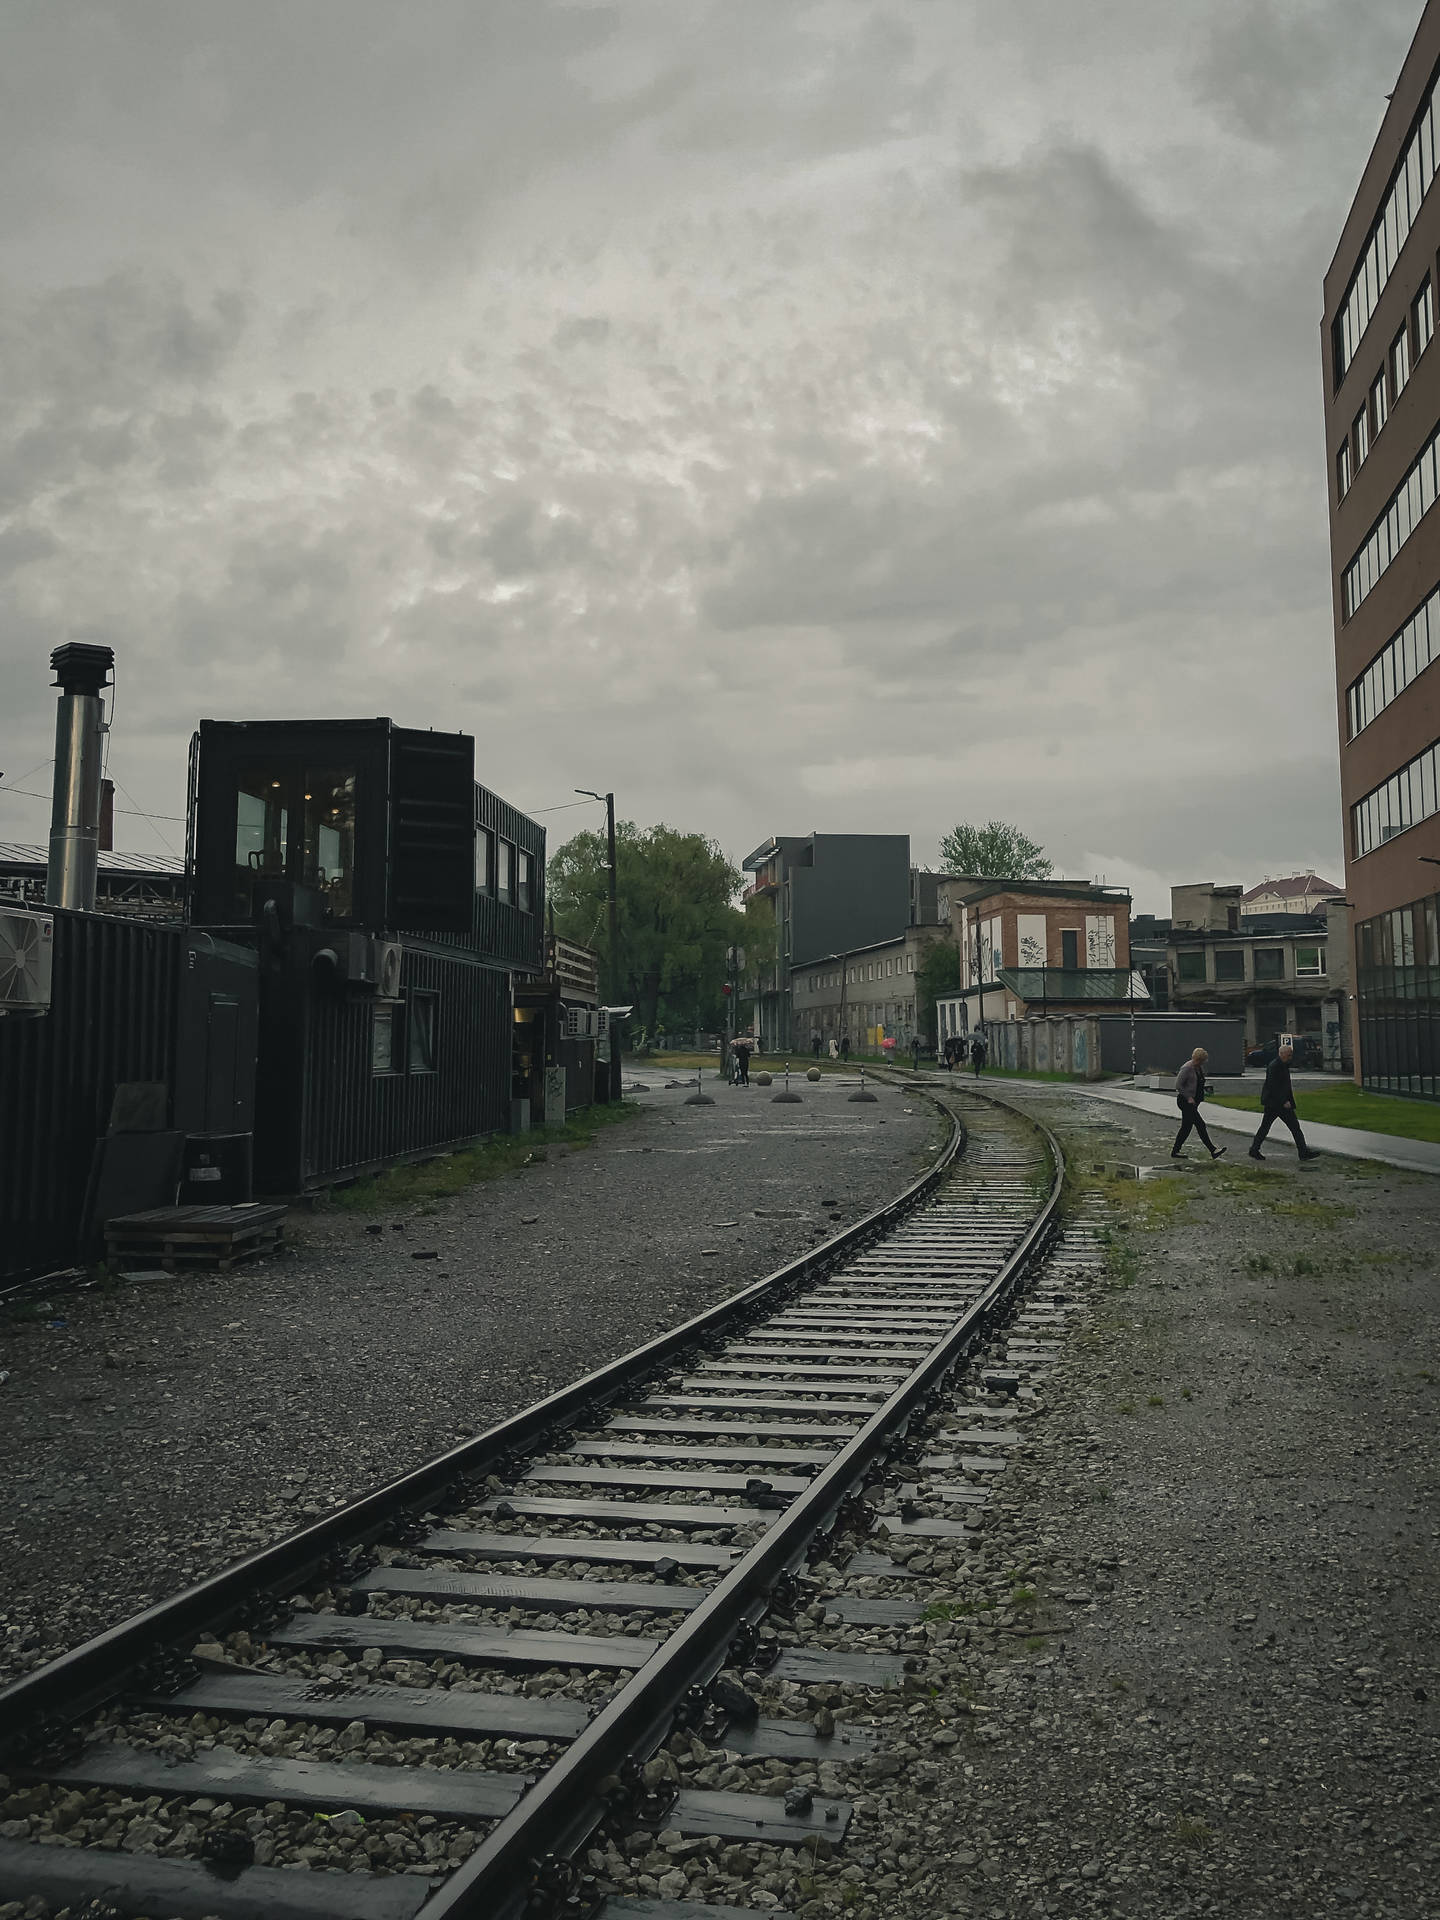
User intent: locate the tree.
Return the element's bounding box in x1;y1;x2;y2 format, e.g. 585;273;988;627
914;939;962;1042
939;820;1053;879
549;822;745;1038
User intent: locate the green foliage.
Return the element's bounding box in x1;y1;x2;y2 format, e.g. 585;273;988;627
914;939;962;1038
939;820;1053;879
549;822;745;1036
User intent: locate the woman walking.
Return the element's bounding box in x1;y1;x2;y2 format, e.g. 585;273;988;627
1172;1047;1226;1160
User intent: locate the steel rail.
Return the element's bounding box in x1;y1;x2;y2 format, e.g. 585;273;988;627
0;1084;967;1759
417;1091;1065;1920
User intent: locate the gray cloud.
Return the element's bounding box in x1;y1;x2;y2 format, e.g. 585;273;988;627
0;0;1412;901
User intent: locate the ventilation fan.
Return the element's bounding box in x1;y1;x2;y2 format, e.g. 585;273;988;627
0;909;54;1015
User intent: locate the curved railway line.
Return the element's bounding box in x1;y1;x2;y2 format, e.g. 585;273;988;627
0;1082;1092;1920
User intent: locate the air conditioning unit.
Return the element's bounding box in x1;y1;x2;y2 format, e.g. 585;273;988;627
0;909;54;1017
376;940;403;999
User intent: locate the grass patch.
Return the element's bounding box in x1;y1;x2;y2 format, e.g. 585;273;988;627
1118;1401;1137;1415
1147;1393;1165;1407
322;1103;642;1214
1271;1197;1357;1222
921;1599;979;1622
1210;1082;1440;1143
1010;1585;1039;1610
1170;1816;1214;1850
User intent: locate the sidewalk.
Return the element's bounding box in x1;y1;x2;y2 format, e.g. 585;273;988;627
1075;1081;1440;1174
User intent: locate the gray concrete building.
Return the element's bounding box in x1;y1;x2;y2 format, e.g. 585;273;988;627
1168;881;1350;1069
741;833;912;1048
789;922;948;1055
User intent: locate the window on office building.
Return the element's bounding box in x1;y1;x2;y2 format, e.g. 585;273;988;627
1394;323;1413;402
1372;368;1388;436
1355;405;1370;464
1417;276;1435;356
1337;438;1353;501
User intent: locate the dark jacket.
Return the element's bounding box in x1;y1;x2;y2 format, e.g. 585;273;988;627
1261;1056;1294;1110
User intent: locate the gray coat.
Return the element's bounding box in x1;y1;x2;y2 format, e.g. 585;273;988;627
1175;1060;1201;1102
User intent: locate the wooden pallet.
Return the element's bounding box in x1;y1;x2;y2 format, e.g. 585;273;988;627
105;1203;288;1273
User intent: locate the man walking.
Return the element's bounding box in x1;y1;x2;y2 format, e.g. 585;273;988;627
969;1029;988;1078
1172;1047;1226;1159
1248;1044;1319;1161
732;1037;751;1086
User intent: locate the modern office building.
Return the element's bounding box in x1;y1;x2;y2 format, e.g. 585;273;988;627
1323;2;1440;1097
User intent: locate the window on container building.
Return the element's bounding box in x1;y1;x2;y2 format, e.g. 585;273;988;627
1416;277;1435;356
1372;369;1388;437
1393;323;1412;401
516;849;532;912
497;838;513;904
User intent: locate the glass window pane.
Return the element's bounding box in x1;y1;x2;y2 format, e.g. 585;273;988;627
1424;109;1436;191
1410;467;1422;526
497;838;513;902
302;769;357;919
372;1005;395;1074
234;769;293;915
1409;136;1423;214
1423;749;1438;819
1404;621;1417;684
1398;486;1412;545
1423;450;1436;515
1386;195;1399;267
516;848;532;912
475;825;491;890
407;994;436;1073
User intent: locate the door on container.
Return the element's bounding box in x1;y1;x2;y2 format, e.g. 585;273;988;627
204;994;242;1130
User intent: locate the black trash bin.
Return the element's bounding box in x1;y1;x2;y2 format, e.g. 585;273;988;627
180;1133;254;1205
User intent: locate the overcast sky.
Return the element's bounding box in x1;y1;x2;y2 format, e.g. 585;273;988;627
0;0;1424;910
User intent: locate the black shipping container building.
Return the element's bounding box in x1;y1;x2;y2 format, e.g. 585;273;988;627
189;718;545;1193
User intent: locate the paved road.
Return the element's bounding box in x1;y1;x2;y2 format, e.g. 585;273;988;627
1072;1081;1440;1174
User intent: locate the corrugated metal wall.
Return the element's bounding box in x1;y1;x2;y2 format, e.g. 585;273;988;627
300;943;511;1185
0;911;183;1277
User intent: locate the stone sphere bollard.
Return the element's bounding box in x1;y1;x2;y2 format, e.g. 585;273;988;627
755;1071;773;1086
807;1066;821;1082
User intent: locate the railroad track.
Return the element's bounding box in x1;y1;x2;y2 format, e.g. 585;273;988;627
0;1083;1067;1920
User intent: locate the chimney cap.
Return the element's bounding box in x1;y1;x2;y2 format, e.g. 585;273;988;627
50;643;114;695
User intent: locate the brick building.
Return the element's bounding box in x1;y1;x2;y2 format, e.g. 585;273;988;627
1323;2;1440;1097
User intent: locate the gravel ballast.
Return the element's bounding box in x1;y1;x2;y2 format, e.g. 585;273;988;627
714;1079;1438;1920
0;1074;943;1687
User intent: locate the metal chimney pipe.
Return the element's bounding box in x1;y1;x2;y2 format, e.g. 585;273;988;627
46;642;114;911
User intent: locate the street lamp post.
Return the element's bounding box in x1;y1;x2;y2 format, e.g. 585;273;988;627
576;787;620;1092
575;788;619;1005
